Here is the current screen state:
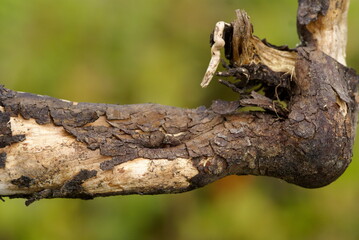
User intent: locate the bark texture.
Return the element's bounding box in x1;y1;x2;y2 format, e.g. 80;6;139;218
0;0;358;205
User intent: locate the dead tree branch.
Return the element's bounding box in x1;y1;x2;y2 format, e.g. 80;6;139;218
0;0;358;205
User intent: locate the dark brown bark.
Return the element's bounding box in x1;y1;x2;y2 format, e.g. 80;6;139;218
0;0;357;204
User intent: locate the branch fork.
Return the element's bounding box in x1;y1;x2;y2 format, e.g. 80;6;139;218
0;0;357;204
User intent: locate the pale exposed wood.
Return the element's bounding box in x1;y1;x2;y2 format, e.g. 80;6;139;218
300;0;349;65
0;116;198;197
231;10;297;76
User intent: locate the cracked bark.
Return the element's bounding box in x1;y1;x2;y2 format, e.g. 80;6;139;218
0;0;358;205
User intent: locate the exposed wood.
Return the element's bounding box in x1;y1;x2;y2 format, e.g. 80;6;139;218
0;0;357;205
297;0;349;65
231;10;297;76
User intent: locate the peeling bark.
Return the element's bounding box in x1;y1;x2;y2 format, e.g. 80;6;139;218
0;0;358;204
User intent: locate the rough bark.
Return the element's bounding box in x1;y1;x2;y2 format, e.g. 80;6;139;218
0;0;358;205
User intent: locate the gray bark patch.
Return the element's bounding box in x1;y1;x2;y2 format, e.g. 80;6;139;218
0;152;6;168
0;111;26;148
60;169;97;195
11;176;34;188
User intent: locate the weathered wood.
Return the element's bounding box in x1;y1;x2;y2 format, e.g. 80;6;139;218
0;0;357;205
297;0;349;65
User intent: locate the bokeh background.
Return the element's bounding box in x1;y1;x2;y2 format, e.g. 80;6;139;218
0;0;358;239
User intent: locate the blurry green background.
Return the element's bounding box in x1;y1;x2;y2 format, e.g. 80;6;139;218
0;0;358;239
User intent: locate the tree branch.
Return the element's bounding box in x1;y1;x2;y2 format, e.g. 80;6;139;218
297;0;349;65
0;0;358;205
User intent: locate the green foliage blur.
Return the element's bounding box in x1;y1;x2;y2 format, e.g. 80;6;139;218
0;0;358;239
